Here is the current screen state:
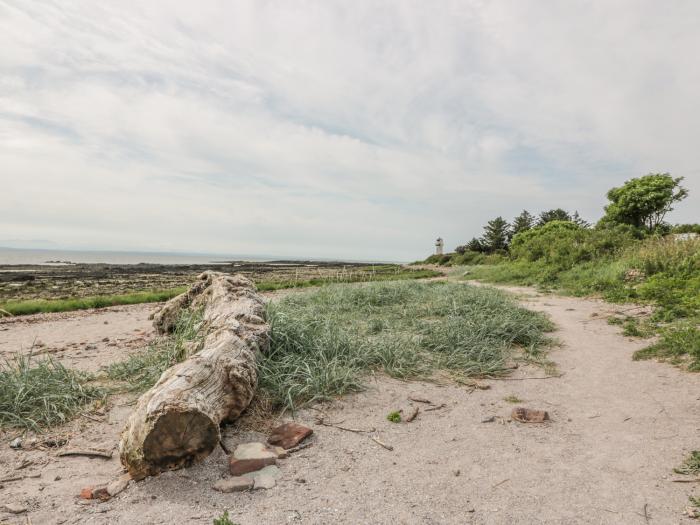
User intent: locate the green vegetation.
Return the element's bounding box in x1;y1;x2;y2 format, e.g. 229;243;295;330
258;280;553;411
504;395;523;403
0;353;104;430
106;308;204;392
420;173;698;370
386;410;402;423
213;511;237;525
0;288;187;316
255;266;440;291
674;451;700;475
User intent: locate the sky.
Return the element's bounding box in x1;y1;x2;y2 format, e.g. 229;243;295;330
1;0;699;261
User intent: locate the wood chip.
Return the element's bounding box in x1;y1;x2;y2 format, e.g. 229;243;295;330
405;406;419;422
370;436;393;451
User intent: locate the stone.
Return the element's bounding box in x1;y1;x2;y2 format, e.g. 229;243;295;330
252;465;281;490
3;503;27;514
107;473;132;497
511;407;549;423
233;442;278;461
212;476;253;493
10;437;22;449
79;485;110;501
229;457;276;476
267;422;313;449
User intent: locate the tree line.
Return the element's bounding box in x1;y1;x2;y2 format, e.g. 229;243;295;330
454;173;692;255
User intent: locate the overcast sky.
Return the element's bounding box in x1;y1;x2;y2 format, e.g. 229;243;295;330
1;1;699;261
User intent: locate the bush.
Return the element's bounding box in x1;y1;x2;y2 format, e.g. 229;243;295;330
509;221;635;270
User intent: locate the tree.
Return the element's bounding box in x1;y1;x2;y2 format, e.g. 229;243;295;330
601;173;688;232
454;244;467;254
481;217;510;252
466;237;485;253
538;208;571;225
571;211;590;228
511;210;535;239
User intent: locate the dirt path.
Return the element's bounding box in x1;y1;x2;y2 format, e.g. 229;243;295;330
1;285;699;524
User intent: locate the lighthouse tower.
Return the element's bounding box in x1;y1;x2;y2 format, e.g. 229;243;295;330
435;237;444;255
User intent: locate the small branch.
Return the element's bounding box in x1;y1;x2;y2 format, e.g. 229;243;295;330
286;442;313;454
489;374;564;381
408;397;433;404
492;478;510;489
57;448;113;459
671;478;700;483
370;436;393;451
424;403;447;412
315;417;375;434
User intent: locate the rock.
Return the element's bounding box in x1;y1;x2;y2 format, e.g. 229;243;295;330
511;407;549;423
267;422;313;449
106;473;132;497
229;442;278;475
79;485;110;501
3;503;27;514
212;476;254;493
102;337;110;343
35;340;46;348
85;343;97;350
10;437;22;449
272;446;288;459
252;465;281;490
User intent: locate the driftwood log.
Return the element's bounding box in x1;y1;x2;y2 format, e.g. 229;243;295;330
119;271;269;480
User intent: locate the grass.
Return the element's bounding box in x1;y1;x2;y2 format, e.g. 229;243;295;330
255;266;441;291
106;308;204;392
504;395;523;403
213;511;237;525
386;411;402;423
0;352;105;431
674;451;700;475
464;236;700;370
258;280;553;411
0;288;187;316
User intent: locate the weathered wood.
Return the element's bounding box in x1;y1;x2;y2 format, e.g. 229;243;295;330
119;272;269;480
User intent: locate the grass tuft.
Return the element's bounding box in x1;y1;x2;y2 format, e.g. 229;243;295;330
0;353;104;431
674;451;700;475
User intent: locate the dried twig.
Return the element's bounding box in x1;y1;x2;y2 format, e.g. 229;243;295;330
315;416;375;434
489;374;564;381
492;478;510;489
57;448;113;459
671;478;700;483
408;397;432;404
370;436;393;451
424;403;447;412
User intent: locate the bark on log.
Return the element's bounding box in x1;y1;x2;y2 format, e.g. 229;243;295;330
119;271;269;480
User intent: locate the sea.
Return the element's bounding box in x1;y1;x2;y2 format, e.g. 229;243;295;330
0;247;274;266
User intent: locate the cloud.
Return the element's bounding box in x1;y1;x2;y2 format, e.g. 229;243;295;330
1;0;699;260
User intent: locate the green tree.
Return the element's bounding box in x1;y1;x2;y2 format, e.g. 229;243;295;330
601;173;689;232
571;211;590;228
466;237;485;253
538;208;571;225
481;217;510;252
511;210;535;239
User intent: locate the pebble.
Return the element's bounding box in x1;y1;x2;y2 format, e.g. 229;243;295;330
3;503;27;514
10;437;22;449
268;422;313;449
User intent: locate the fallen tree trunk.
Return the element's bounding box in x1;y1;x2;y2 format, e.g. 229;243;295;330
119;271;269;480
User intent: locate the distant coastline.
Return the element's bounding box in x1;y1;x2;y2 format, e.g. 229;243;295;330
0;247;396;266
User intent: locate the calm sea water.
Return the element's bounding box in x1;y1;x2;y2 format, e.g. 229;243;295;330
0;248;272;266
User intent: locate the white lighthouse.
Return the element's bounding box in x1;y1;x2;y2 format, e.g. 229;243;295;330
435;237;444;255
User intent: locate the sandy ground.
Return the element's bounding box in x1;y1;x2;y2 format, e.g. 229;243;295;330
1;285;699;524
0;304;155;372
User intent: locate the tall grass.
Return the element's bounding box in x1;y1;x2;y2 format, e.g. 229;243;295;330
0;353;105;430
259;281;553;410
